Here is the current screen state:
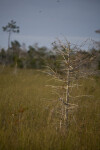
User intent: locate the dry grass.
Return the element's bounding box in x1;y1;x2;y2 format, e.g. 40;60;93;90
0;66;100;150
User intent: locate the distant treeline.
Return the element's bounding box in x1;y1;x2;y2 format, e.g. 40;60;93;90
0;40;100;71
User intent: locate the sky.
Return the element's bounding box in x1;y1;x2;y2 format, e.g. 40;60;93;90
0;0;100;49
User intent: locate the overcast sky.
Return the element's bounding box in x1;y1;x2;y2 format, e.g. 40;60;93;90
0;0;100;49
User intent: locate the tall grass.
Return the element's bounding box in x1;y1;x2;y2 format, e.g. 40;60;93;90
0;67;100;150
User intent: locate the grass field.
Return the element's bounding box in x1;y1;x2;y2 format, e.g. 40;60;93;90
0;67;100;150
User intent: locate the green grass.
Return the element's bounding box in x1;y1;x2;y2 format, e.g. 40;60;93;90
0;67;100;150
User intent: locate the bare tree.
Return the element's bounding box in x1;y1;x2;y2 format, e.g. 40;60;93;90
46;39;95;131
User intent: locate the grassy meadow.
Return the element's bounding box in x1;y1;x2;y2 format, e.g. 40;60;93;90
0;66;100;150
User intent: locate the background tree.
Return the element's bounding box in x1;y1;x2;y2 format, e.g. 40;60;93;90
2;20;20;49
0;48;6;65
94;29;100;50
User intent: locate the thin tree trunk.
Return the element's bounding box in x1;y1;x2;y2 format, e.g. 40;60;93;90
8;31;11;49
65;45;70;128
15;61;17;73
